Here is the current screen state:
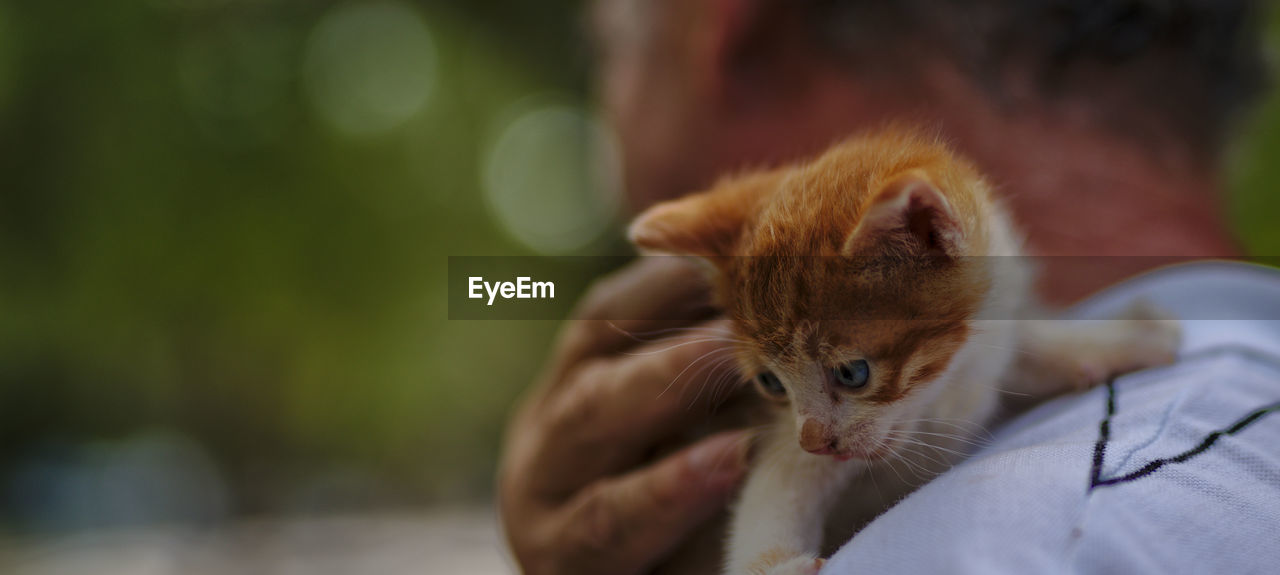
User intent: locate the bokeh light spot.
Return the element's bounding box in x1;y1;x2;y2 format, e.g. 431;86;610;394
303;0;437;138
483;104;622;254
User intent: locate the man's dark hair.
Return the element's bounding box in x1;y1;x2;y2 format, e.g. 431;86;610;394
812;0;1268;155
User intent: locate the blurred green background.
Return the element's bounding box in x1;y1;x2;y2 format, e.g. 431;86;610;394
0;0;1277;534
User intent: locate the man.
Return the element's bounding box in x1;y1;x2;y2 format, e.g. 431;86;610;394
499;1;1277;573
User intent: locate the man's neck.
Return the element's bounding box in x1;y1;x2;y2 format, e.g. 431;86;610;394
922;66;1242;303
981;125;1239;302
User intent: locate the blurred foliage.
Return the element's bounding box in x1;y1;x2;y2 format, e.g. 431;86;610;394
1231;6;1280;254
0;0;1278;533
0;0;594;525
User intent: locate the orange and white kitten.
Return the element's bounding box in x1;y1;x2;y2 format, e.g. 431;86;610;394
629;128;1180;575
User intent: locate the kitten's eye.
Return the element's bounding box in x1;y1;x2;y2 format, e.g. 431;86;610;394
755;371;785;396
833;360;870;389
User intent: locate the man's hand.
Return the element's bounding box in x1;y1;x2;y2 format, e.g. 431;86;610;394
498;257;750;575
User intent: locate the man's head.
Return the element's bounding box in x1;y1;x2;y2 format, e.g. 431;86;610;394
593;0;1267;211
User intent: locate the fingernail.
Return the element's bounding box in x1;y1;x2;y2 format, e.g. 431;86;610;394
689;431;750;487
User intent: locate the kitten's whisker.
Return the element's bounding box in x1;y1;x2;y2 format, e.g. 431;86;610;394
887;446;931;484
623;337;747;356
606;321;735;338
707;368;749;408
889;429;989;449
684;354;743;409
886;434;972;460
686;356;745;410
896;415;991;429
866;451;888;502
895;417;996;441
889;440;942;468
606;322;742;345
710;355;752;399
886;432;973;454
901;423;993;442
875;448;912;485
890;444;944;482
676;352;739;405
655;347;734;399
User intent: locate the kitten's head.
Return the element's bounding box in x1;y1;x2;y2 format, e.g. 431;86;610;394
629;129;999;461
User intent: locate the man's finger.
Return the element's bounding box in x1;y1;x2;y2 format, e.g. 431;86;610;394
565;322;744;436
551;431;751;575
557;257;717;365
532;325;746;495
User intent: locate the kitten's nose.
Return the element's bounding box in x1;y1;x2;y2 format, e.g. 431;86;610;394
799;419;837;454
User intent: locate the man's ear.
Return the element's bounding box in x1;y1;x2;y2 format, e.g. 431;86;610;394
842;171;963;257
629;170;780;257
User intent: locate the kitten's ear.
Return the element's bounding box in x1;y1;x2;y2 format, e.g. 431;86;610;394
629;170;778;257
843;171;962;257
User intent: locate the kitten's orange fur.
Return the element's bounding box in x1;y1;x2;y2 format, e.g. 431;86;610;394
630;127;1181;575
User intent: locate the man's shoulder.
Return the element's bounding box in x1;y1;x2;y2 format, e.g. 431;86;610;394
824;262;1280;574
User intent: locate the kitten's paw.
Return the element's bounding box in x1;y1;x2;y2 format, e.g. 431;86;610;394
1116;297;1171;322
757;556;824;575
1073;300;1182;388
737;549;824;575
1112;299;1182;370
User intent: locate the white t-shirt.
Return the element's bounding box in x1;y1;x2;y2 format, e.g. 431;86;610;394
825;262;1280;574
